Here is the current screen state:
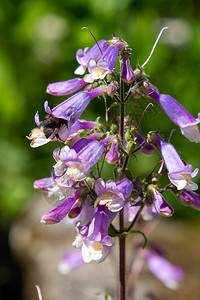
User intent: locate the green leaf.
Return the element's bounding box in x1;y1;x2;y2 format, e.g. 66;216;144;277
108;227;148;248
107;102;120;111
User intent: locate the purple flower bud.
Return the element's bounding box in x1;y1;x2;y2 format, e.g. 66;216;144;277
121;55;135;83
40;190;82;224
105;138;119;164
107;82;118;96
144;251;184;290
46;78;87;96
108;36;128;51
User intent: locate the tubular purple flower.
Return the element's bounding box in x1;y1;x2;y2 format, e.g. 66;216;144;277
161;141;198;190
152;187;174;217
34;176;55;191
121;55;135;83
40;190;82;224
144;251;184;290
58;250;84;274
105;138;119;164
151;133;199;190
27;87;105;148
79;210;113;246
149;91;200;143
73;196;95;226
46;78;87;96
54;140;104;182
94;178;133;212
75;210;113;263
44;92;91;122
34;175;75;204
177;190;200;211
75;40;109;75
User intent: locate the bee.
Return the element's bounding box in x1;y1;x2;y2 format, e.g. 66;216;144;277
40;114;68;140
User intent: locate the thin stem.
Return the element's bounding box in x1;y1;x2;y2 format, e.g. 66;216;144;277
133;103;153;139
126;204;144;232
96;162;100;177
119;79;126;300
119;234;126;300
109;223;119;234
99;153;106;177
104;95;109;126
114;94;121;103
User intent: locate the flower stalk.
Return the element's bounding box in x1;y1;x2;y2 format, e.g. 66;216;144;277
28;29;200;300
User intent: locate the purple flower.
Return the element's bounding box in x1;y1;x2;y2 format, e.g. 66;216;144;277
46;78;87;96
144;251;184;290
150;185;174;217
34;175;75;204
84;46;118;83
94;178;133;212
148;91;200;143
40;190;82;224
73;210;113;263
75;40;109;75
27;87;105;147
53;139;104;182
58;250;84;274
177;190;200;211
72;196;95;226
121;55;135;83
152;134;199;190
66;119;100;144
105;138;119;164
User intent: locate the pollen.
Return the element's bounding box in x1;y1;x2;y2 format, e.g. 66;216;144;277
94;67;104;77
92;242;102;251
182;174;191;182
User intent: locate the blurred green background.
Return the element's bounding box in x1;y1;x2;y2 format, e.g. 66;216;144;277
0;0;200;298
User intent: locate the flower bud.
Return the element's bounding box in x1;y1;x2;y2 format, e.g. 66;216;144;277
126;140;135;153
107;82;118;96
121;55;135;83
105;138;119;164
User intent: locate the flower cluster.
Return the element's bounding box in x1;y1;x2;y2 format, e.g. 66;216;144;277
28;31;200;296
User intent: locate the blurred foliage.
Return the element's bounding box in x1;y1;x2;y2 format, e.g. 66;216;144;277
1;0;200;224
